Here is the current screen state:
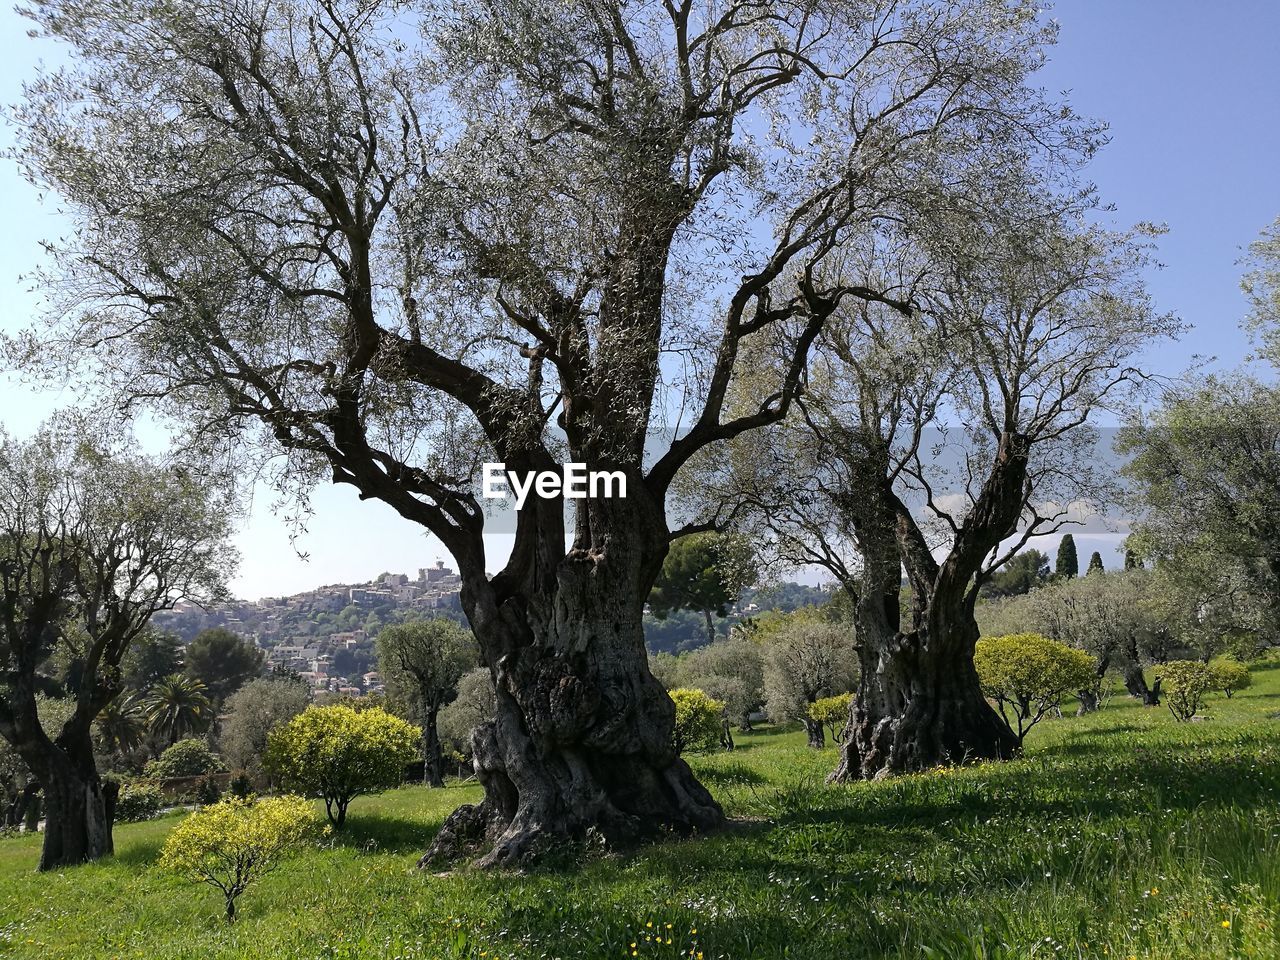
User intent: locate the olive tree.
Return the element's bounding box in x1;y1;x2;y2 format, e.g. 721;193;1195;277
220;676;312;781
1120;377;1280;653
15;0;1088;865
0;421;234;869
657;633;765;730
763;622;857;749
438;667;496;767
1020;569;1170;711
719;198;1174;780
375;618;475;787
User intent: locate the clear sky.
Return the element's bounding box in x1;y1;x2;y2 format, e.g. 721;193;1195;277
1;1;1278;598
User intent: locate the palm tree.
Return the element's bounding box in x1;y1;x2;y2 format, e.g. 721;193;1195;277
95;695;149;759
144;674;213;747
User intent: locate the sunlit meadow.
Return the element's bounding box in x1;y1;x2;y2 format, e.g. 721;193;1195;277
4;663;1280;959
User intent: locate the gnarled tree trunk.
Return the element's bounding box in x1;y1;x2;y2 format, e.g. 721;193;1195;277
804;717;826;750
422;706;444;788
1123;664;1161;705
831;435;1026;782
420;494;724;868
28;731;115;871
833;619;1018;780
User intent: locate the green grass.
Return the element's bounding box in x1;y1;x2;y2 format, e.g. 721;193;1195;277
5;667;1280;959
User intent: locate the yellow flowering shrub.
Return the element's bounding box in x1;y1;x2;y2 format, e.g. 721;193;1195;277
669;688;725;755
808;693;853;742
974;633;1097;746
1208;658;1252;699
159;794;319;922
265;705;420;827
1155;659;1217;721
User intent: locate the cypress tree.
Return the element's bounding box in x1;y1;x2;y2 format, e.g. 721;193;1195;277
1087;551;1104;575
1055;534;1079;578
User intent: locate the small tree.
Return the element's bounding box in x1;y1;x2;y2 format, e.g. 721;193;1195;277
265;706;419;827
220;677;311;782
160;794;320;922
669;689;725;756
184;629;266;707
145;739;226;780
1086;552;1104;575
437;668;496;767
375;619;474;787
974;634;1097;748
676;635;766;731
808;694;853;745
1154;660;1217;721
1055;535;1080;579
1209;658;1252;699
763;621;857;749
0;422;234;869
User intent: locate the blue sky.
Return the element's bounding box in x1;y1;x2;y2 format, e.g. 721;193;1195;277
1;1;1278;597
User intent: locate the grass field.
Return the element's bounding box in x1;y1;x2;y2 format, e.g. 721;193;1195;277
4;665;1280;960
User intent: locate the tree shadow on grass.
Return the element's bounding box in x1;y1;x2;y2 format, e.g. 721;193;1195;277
691;764;769;787
331;813;436;855
110;835;168;867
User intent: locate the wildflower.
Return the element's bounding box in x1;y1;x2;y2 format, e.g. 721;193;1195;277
1222;920;1232;929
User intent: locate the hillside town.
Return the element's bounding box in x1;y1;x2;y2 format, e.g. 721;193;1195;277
153;562;465;698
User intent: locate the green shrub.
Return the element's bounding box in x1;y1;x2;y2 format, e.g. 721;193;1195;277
145;739;227;780
160;794;320;922
228;770;254;799
1208;658;1251;698
265;705;420;827
974;633;1097;746
115;781;165;822
669;688;725;755
1155;660;1217;721
194;774;223;805
808;693;853;742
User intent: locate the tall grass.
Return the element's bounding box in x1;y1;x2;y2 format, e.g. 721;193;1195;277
4;664;1280;958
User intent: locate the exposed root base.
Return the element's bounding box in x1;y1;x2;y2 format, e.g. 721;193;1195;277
419;724;725;870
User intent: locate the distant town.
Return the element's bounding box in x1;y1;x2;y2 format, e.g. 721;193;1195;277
151;567;831;699
153;561;466;699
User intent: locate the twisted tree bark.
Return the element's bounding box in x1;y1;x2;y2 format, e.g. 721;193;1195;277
420;494;724;868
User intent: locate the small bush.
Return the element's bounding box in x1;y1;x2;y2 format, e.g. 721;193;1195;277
228;770;254;799
1155;660;1217;721
669;688;725;755
194;774;223;805
160;794;320;922
808;693;853;742
265;705;420;827
975;633;1098;745
115;782;165;822
1209;658;1251;698
145;739;227;780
